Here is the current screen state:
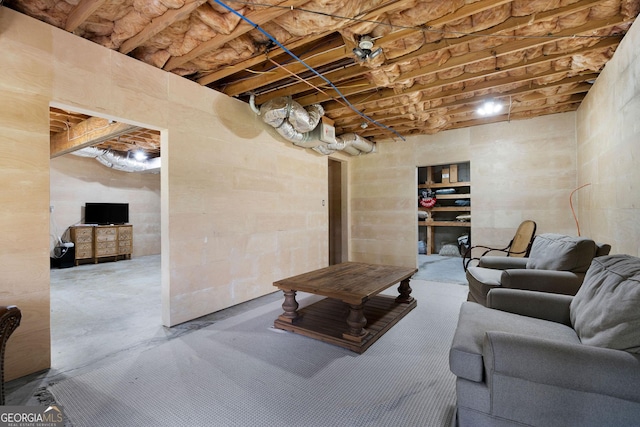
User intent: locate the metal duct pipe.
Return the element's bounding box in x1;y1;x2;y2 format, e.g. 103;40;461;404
71;147;161;173
258;96;323;133
251;95;376;156
327;133;376;156
326;140;360;156
337;133;376;154
256;95;324;145
312;145;335;156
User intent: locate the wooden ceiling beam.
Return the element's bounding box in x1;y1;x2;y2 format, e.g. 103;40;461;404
442;104;581;133
340;91;588;136
254;0;608;105
254;62;364;104
164;0;309;71
221;36;349;97
322;36;619;115
254;0;600;105
368;93;587;134
119;0;207;54
396;15;624;84
197;32;331;86
335;73;596;129
50;117;141;158
295;15;626;107
208;0;416;94
360;97;583;139
64;0;107;32
196;0;414;87
376;0;514;47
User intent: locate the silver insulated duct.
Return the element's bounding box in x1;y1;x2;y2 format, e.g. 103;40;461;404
327;133;376;156
258;97;325;148
71;147;161;173
251;95;376;156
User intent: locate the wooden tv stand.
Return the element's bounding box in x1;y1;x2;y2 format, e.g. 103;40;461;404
69;224;133;265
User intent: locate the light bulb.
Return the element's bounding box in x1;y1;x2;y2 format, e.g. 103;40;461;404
134;151;147;161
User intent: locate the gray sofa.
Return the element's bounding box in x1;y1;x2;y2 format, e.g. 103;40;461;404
449;254;640;426
466;233;610;306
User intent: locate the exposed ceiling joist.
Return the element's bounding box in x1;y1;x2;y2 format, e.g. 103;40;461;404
64;0;106;32
50;117;142;158
8;0;637;149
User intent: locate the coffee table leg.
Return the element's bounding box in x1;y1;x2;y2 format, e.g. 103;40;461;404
278;290;300;323
342;303;368;342
396;278;414;303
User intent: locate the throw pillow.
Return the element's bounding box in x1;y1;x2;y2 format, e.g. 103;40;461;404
526;233;596;272
570;255;640;353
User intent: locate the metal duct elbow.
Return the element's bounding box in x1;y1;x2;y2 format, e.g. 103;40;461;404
259;97;324;133
275;121;323;148
259;97;324;145
289;103;323;133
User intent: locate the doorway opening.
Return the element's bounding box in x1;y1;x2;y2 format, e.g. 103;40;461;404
328;158;347;265
48;104;163;373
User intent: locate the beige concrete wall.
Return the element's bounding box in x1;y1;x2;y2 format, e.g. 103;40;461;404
50;155;161;257
0;9;328;379
576;18;640;256
349;113;578;268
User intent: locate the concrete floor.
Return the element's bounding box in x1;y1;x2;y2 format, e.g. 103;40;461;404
5;254;464;408
5;254;282;406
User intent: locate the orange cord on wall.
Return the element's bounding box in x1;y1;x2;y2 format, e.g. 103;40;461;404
570;183;591;236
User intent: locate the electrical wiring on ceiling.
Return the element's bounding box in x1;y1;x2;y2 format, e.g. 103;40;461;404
265;57;393;137
213;0;406;141
224;0;628;40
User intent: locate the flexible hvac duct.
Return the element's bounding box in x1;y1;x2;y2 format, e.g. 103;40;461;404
327;133;376;156
255;96;325;148
312;145;335;156
252;95;376;156
71;147;161;173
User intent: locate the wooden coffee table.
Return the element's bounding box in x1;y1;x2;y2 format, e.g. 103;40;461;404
273;262;418;353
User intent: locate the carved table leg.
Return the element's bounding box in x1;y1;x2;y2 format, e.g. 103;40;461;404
396;278;414;303
342;303;368;342
278;290;300;323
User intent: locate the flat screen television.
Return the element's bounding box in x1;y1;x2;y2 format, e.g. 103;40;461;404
85;203;129;225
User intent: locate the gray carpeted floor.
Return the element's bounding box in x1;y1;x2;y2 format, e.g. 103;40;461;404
413;255;467;284
50;280;468;427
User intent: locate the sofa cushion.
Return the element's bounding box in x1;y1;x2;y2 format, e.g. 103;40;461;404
450;302;580;382
570;255;640;353
466;267;503;306
526;233;596;273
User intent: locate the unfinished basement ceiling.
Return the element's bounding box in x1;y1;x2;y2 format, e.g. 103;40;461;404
9;0;640;154
49;107;161;159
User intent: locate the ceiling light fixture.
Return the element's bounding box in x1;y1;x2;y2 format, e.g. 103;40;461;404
477;99;503;116
353;35;383;61
134;150;148;161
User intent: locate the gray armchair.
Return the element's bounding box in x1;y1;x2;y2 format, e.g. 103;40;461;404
449;254;640;426
466;233;610;306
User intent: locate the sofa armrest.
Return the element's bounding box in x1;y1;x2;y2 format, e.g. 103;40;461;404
487;289;572;325
478;256;528;270
499;269;584;295
483;331;640;403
